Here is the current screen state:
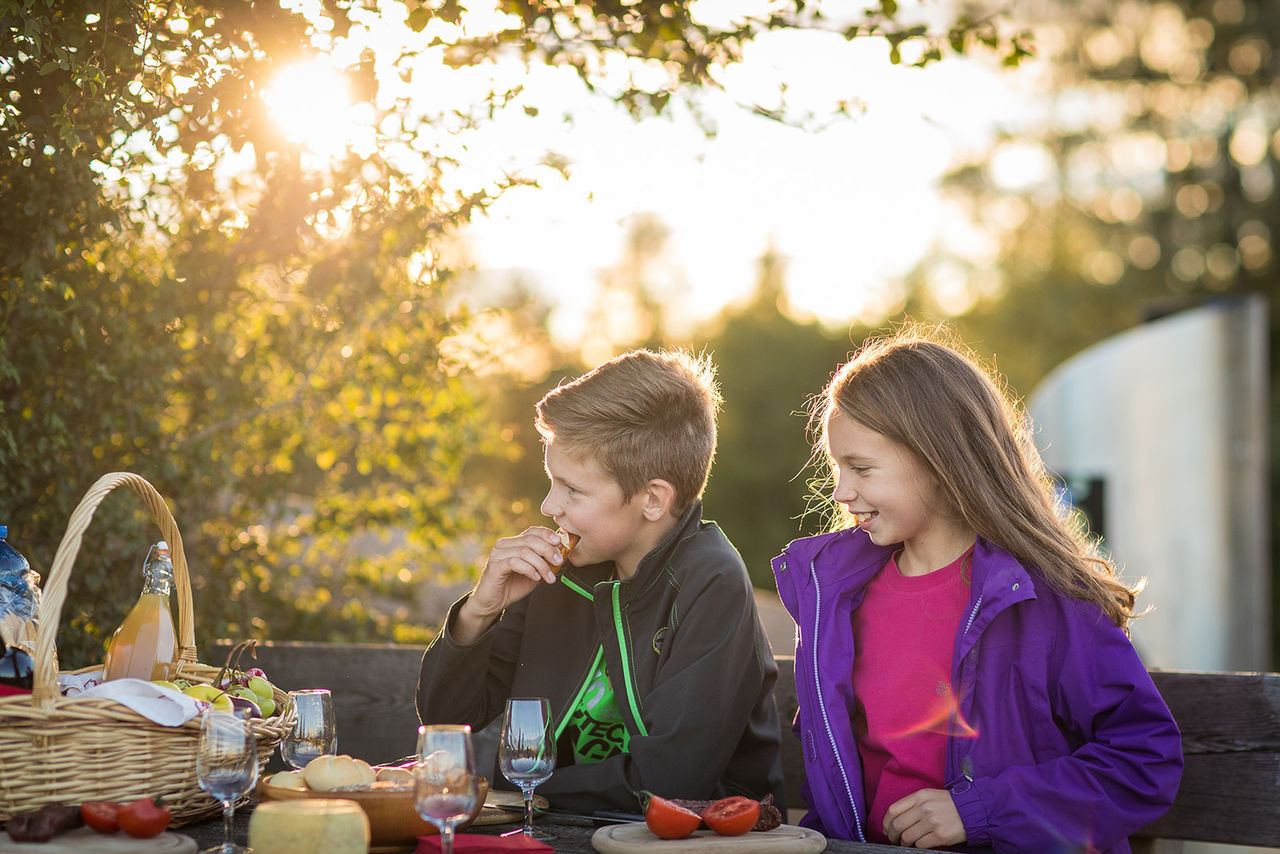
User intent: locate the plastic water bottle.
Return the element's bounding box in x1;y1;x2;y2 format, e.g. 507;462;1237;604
0;526;39;696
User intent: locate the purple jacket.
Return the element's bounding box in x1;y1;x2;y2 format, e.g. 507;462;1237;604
772;529;1183;853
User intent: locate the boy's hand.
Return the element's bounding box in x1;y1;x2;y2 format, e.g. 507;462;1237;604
883;789;965;850
453;527;565;644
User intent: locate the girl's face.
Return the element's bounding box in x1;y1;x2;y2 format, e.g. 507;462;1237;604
826;411;955;557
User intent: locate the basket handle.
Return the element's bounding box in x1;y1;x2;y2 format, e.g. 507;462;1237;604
32;472;198;704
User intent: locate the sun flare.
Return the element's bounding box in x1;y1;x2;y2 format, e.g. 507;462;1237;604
263;60;355;158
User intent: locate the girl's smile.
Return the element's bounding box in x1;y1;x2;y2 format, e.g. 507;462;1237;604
826;412;973;576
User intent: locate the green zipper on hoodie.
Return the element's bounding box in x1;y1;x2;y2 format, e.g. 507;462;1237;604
610;582;648;736
558;572;649;739
555;644;604;741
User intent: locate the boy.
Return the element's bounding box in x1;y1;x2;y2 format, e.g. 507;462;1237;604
416;349;784;812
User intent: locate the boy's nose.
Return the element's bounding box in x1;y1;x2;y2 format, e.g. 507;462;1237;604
539;490;559;518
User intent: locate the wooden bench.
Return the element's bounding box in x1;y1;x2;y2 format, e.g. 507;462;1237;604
215;642;1280;850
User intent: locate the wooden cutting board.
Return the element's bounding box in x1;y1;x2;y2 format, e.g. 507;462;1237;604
0;827;196;853
591;823;827;853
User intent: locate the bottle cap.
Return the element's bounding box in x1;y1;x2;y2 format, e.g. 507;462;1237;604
0;526;6;538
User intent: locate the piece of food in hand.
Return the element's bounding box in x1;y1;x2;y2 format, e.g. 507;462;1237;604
302;754;376;791
639;792;702;840
268;770;309;790
5;804;83;842
118;796;171;838
700;796;760;836
81;801;123;834
555;528;580;564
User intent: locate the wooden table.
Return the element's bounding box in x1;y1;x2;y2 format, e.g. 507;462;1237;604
176;799;944;853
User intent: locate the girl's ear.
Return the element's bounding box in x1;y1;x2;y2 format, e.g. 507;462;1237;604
642;479;676;521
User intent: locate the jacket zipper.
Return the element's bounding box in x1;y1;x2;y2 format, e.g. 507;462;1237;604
808;556;865;842
566;573;651;739
555;644;605;741
610;582;649;737
946;594;983;792
554;574;607;740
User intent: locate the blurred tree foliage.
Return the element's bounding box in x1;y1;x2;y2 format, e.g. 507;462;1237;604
901;0;1280;656
698;251;857;587
1;0;521;664
1;0;1026;663
908;0;1278;392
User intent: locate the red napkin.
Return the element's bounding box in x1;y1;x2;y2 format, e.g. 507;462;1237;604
414;834;555;853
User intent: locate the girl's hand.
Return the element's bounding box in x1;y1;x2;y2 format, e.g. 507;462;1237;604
883;789;966;850
453;527;564;644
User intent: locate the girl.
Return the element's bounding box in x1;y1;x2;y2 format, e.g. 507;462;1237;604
772;328;1183;852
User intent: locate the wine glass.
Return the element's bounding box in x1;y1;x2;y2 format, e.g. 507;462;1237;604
414;725;479;854
498;696;556;841
281;688;336;770
196;710;259;854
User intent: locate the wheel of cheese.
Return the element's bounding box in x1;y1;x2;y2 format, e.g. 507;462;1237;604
302;754;376;791
248;800;370;854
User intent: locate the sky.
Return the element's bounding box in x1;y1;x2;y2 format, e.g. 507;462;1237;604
270;0;1044;346
453;34;1042;344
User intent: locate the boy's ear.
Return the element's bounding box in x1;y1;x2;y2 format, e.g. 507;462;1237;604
641;479;676;521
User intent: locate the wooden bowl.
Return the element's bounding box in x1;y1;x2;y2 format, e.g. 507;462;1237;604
258;776;489;851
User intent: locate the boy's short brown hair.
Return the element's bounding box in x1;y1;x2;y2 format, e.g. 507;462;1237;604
534;350;721;512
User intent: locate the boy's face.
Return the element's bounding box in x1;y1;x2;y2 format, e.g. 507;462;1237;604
540;441;651;578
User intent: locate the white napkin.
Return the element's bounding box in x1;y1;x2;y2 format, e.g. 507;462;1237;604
58;669;104;697
73;677;205;726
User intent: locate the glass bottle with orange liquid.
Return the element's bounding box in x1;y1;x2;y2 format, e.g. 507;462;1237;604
103;540;178;681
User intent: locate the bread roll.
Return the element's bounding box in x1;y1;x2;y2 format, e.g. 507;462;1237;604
374;766;414;785
302;754;376;791
556;529;580;564
268;770;308;790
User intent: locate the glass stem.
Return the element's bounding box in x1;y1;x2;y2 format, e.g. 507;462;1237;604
222;800;234;848
440;824;455;854
523;788;535;835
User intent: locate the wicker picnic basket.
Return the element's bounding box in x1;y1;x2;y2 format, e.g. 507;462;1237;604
0;472;296;825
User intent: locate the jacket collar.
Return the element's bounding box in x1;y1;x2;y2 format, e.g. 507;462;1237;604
963;537;1036;635
630;500;703;585
561;500;703;595
777;528;1036;613
774;527;893;590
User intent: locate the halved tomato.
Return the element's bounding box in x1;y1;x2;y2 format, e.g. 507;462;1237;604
80;801;122;834
701;795;760;836
639;792;702;840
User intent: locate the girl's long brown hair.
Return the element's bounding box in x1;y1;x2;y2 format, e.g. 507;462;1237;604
812;325;1139;628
